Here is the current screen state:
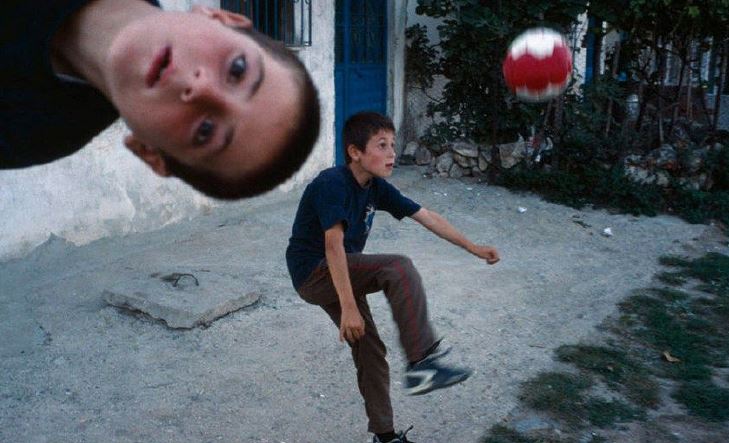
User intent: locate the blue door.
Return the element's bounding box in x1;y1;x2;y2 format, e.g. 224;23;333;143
335;0;388;165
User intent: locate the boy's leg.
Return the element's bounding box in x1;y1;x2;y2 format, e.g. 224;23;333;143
319;298;393;434
297;253;439;433
298;253;437;368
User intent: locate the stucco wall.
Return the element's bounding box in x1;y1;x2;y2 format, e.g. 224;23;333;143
387;1;408;146
0;0;334;261
279;2;335;193
402;2;446;145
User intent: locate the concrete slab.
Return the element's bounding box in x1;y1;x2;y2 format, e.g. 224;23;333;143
103;270;260;329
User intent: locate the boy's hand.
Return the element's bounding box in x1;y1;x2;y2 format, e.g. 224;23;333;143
340;306;365;343
470;245;500;264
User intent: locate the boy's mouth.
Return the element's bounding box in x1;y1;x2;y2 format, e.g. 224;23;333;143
146;46;172;87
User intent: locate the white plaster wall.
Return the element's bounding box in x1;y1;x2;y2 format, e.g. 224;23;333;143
569;13;589;90
388;1;408;138
0;0;334;261
279;1;336;192
402;1;447;143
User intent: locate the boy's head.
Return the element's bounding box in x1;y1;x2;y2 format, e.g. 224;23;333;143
108;7;320;199
343;112;395;164
343;112;396;178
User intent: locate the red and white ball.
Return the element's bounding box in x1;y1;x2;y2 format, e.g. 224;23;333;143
502;28;573;103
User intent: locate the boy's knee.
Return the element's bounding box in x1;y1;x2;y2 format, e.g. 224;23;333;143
389;255;416;274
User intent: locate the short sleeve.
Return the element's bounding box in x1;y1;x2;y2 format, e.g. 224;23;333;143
376;179;421;220
313;178;349;231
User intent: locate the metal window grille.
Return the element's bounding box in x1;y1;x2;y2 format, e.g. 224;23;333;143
221;0;312;47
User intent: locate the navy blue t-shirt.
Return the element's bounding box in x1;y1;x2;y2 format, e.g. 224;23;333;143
0;0;159;168
286;166;421;289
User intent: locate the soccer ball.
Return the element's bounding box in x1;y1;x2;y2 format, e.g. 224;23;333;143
502;28;572;103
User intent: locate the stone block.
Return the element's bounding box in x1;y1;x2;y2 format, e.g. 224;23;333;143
436;152;454;174
415;146;433;165
104;270;260;329
450;140;479;158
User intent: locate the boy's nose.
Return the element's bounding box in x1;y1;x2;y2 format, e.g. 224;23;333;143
181;68;227;107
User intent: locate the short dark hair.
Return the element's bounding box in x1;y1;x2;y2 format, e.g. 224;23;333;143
343;112;395;164
164;28;320;200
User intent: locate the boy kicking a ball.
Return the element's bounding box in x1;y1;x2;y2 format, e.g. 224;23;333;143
285;112;500;442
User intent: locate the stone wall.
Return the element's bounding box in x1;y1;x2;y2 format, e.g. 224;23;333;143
400;122;727;193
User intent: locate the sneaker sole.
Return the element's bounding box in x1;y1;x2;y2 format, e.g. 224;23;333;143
404;369;472;396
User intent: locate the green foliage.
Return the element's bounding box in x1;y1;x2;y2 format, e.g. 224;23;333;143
556;345;659;408
519;370;645;428
482;425;565;443
521;372;593;424
584;398;643;427
405;24;439;90
496;164;729;227
619;290;716;380
658;253;729;296
707;145;729;191
496;166;662;216
669;189;729;226
673;381;729;421
619;253;729;411
413;0;588;146
412;0;729;227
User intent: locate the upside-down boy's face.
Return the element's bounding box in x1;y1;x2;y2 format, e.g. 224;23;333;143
107;7;299;180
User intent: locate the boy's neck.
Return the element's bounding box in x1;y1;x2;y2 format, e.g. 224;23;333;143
51;0;157;98
347;163;374;188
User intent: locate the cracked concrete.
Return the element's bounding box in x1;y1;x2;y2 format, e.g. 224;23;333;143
1;166;727;442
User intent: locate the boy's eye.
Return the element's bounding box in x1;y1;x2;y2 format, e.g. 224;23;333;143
193;119;215;146
229;56;247;82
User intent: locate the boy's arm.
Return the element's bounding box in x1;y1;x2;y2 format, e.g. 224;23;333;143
324;223;365;343
411;208;500;264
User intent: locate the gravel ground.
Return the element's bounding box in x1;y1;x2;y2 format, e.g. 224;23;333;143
2;166;727;443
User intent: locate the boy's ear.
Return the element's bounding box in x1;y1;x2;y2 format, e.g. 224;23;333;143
346;144;362;162
124;134;171;177
191;5;253;29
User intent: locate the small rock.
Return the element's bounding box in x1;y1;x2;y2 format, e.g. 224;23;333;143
655;170;671;187
402;141;418;157
648;144;678;170
449;163;465;178
602;227;613;237
452;152;472;168
435;152;454;174
623;154;644;166
517;207;527;213
478;153;490;171
414;146;432;165
499;136;527;169
450;140;480;158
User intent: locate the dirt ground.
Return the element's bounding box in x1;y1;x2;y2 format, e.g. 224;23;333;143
2;166;727;443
